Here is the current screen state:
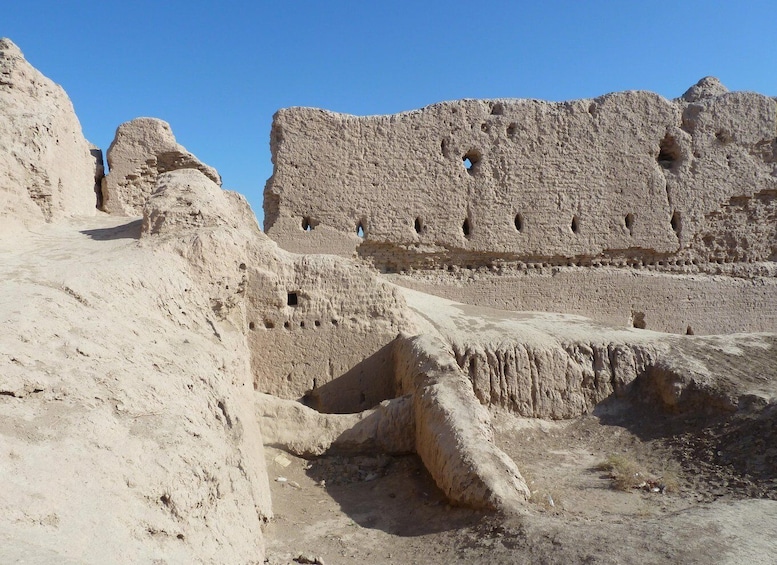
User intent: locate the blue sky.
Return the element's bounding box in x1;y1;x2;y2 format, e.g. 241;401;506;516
5;1;776;226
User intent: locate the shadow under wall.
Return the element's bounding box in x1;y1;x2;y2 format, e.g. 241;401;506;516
303;452;485;537
80;219;142;240
302;339;398;414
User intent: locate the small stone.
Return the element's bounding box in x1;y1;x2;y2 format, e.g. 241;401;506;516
274;454;292;468
294;554;325;564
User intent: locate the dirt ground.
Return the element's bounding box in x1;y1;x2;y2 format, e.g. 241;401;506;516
264;398;777;565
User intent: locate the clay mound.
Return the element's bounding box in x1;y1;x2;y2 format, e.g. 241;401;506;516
0;214;271;564
142;168;258;236
681;76;729;102
0;38;100;226
102;117;221;216
1;105;272;561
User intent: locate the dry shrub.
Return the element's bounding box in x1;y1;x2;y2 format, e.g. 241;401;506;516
596;454;681;493
596;454;643;491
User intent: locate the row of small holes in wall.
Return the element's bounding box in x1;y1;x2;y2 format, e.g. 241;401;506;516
414;213;641;237
303;212;682;239
246;291;343;330
452;136;682;175
249;318;339;330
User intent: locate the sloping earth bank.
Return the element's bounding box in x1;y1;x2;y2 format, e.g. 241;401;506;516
0;216;270;564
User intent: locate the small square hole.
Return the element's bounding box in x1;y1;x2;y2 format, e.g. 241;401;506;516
287;292;298;306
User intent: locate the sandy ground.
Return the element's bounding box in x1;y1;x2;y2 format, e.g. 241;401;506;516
264;399;777;564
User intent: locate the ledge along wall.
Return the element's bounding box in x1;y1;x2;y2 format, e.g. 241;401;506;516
264;82;777;335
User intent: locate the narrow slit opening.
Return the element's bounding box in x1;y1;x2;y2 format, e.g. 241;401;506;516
671;211;681;236
625;213;634;235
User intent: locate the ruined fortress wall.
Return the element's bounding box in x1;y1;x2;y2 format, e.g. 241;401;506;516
263;80;777;334
245;248;415;414
264;83;776;262
139;167;415;416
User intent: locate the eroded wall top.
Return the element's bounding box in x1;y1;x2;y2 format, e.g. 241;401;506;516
0;38;100;224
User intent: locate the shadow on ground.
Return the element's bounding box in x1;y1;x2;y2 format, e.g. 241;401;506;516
594;394;777;500
81;219;142;240
304;453;485;536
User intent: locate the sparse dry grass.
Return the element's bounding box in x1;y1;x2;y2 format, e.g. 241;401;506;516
656;462;681;493
528;488;562;510
596;454;643;491
523;470;563;511
595;454;680;493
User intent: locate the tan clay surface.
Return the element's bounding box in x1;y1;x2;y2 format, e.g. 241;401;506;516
102;117;221;216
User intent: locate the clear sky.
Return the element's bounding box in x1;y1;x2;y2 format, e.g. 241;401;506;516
5;1;776;226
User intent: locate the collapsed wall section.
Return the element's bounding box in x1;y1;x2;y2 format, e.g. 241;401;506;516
103;117;221;216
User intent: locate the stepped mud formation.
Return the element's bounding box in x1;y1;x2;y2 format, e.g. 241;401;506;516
1;37;776;564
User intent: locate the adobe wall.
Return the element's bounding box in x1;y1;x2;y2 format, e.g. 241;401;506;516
264;78;777;334
139;166;416;416
245;245;415;414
